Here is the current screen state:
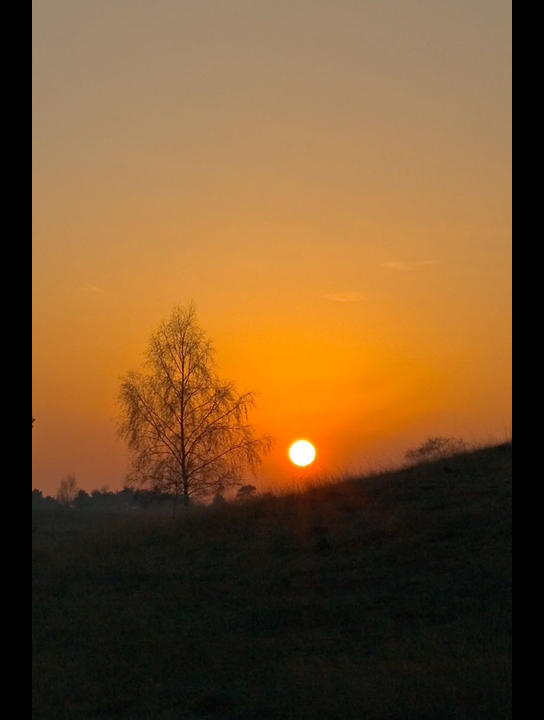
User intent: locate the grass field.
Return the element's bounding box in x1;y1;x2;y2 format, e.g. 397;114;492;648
32;443;511;719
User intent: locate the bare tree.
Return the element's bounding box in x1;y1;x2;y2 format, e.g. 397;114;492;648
119;304;271;510
56;474;79;507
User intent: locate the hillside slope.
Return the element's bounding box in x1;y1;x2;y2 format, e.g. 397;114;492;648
32;443;512;720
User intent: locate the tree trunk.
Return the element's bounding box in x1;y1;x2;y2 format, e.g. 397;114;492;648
182;472;190;507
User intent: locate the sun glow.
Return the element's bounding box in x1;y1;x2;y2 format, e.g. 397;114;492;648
288;439;316;467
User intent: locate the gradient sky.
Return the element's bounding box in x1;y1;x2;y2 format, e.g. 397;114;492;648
32;0;512;496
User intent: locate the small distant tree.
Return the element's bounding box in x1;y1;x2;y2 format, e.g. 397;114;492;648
405;437;468;464
56;474;79;507
118;487;135;508
119;304;272;511
236;484;257;501
212;492;226;507
73;489;91;510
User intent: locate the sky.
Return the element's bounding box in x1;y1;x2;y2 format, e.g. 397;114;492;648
32;0;512;496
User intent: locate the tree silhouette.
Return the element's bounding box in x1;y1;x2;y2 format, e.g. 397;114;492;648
56;474;79;507
405;436;468;464
119;304;271;510
236;484;257;501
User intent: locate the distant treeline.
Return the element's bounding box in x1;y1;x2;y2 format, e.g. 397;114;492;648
32;487;181;512
32;482;258;512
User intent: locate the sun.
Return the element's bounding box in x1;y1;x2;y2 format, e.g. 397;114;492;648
288;439;316;467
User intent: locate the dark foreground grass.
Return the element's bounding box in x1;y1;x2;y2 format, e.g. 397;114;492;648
32;443;511;719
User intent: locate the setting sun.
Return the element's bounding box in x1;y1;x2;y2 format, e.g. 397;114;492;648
288;440;317;467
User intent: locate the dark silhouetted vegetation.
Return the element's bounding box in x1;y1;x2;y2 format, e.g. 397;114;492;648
32;486;184;514
236;483;257;501
405;436;469;464
32;443;511;719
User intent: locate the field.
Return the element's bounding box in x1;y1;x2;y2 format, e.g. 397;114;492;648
32;443;512;719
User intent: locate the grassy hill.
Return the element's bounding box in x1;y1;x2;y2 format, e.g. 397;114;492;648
32;443;512;719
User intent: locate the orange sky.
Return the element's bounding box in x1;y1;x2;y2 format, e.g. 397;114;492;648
32;0;511;496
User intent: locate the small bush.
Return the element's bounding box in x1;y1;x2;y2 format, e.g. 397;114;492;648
405;436;468;464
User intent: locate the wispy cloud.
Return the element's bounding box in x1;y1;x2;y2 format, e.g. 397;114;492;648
321;291;364;303
78;283;107;295
380;260;436;271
